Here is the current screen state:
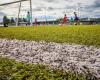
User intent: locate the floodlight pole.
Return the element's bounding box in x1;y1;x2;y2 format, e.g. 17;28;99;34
77;3;81;18
45;7;47;25
30;0;33;26
16;0;22;26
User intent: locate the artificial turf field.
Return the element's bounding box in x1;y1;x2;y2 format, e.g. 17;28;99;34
0;25;100;46
0;57;88;80
0;25;100;80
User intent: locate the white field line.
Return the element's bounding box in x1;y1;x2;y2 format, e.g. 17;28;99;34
0;39;100;78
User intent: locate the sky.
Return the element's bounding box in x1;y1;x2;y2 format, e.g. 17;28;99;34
0;0;100;22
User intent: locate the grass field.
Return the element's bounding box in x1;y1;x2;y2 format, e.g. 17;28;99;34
0;25;100;46
0;25;100;80
0;57;93;80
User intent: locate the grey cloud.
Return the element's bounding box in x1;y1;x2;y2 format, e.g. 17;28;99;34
33;7;43;11
43;0;57;3
64;0;73;2
0;0;100;18
93;0;100;8
65;6;76;9
22;7;44;12
87;0;100;9
47;7;55;10
0;12;5;16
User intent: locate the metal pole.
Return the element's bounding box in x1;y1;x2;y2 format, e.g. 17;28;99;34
30;0;33;26
78;3;80;18
16;0;22;26
45;8;47;25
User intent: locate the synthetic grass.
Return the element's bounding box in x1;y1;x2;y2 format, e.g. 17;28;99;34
0;57;97;80
0;25;100;46
0;25;100;80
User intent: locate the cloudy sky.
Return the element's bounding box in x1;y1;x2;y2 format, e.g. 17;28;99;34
0;0;100;21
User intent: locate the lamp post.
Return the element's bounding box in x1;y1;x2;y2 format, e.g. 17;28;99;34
44;7;47;25
77;3;81;18
30;0;33;26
